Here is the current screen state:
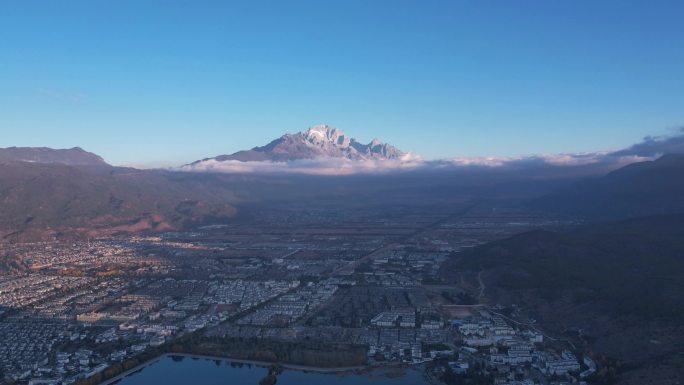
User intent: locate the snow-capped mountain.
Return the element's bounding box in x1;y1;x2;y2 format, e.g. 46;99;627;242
189;125;406;164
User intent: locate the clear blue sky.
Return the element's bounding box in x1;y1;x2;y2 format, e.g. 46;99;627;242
2;0;683;166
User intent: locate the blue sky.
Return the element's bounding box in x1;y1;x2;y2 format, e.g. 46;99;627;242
1;0;683;166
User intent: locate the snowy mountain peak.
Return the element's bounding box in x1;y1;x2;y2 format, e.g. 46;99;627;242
304;124;343;142
190;125;406;164
305;124;333;137
301;124;352;148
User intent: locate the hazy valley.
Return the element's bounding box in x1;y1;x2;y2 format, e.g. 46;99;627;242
1;125;684;384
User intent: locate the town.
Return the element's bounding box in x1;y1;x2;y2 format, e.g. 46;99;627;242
0;205;595;385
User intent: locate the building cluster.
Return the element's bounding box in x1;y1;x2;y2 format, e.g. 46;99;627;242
0;321;71;383
447;310;595;384
237;280;337;326
207;279;293;313
0;275;91;311
363;327;449;364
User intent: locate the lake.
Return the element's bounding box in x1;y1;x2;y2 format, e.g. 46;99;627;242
111;355;431;385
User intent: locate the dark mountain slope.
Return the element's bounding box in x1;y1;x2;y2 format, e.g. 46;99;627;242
441;214;684;381
531;154;684;219
0;160;237;240
450;214;684;316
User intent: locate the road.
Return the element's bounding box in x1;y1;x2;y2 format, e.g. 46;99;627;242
330;203;478;277
477;270;486;300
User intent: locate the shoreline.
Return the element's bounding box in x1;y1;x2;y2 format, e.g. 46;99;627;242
162;352;371;373
98;356;163;385
98;352;382;385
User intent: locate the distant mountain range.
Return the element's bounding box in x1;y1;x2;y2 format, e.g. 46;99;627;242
2;128;684;239
531;153;684;219
188;125;405;165
182;125;684;177
0;146;107;166
0;152;238;240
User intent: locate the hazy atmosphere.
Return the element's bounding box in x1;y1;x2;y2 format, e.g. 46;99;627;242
1;2;684;385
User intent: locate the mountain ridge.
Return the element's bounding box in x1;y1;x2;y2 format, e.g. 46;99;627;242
530;153;684;220
0;146;108;166
0;161;238;241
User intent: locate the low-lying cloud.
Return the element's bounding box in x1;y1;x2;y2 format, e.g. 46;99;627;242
182;154;425;176
611;127;684;157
